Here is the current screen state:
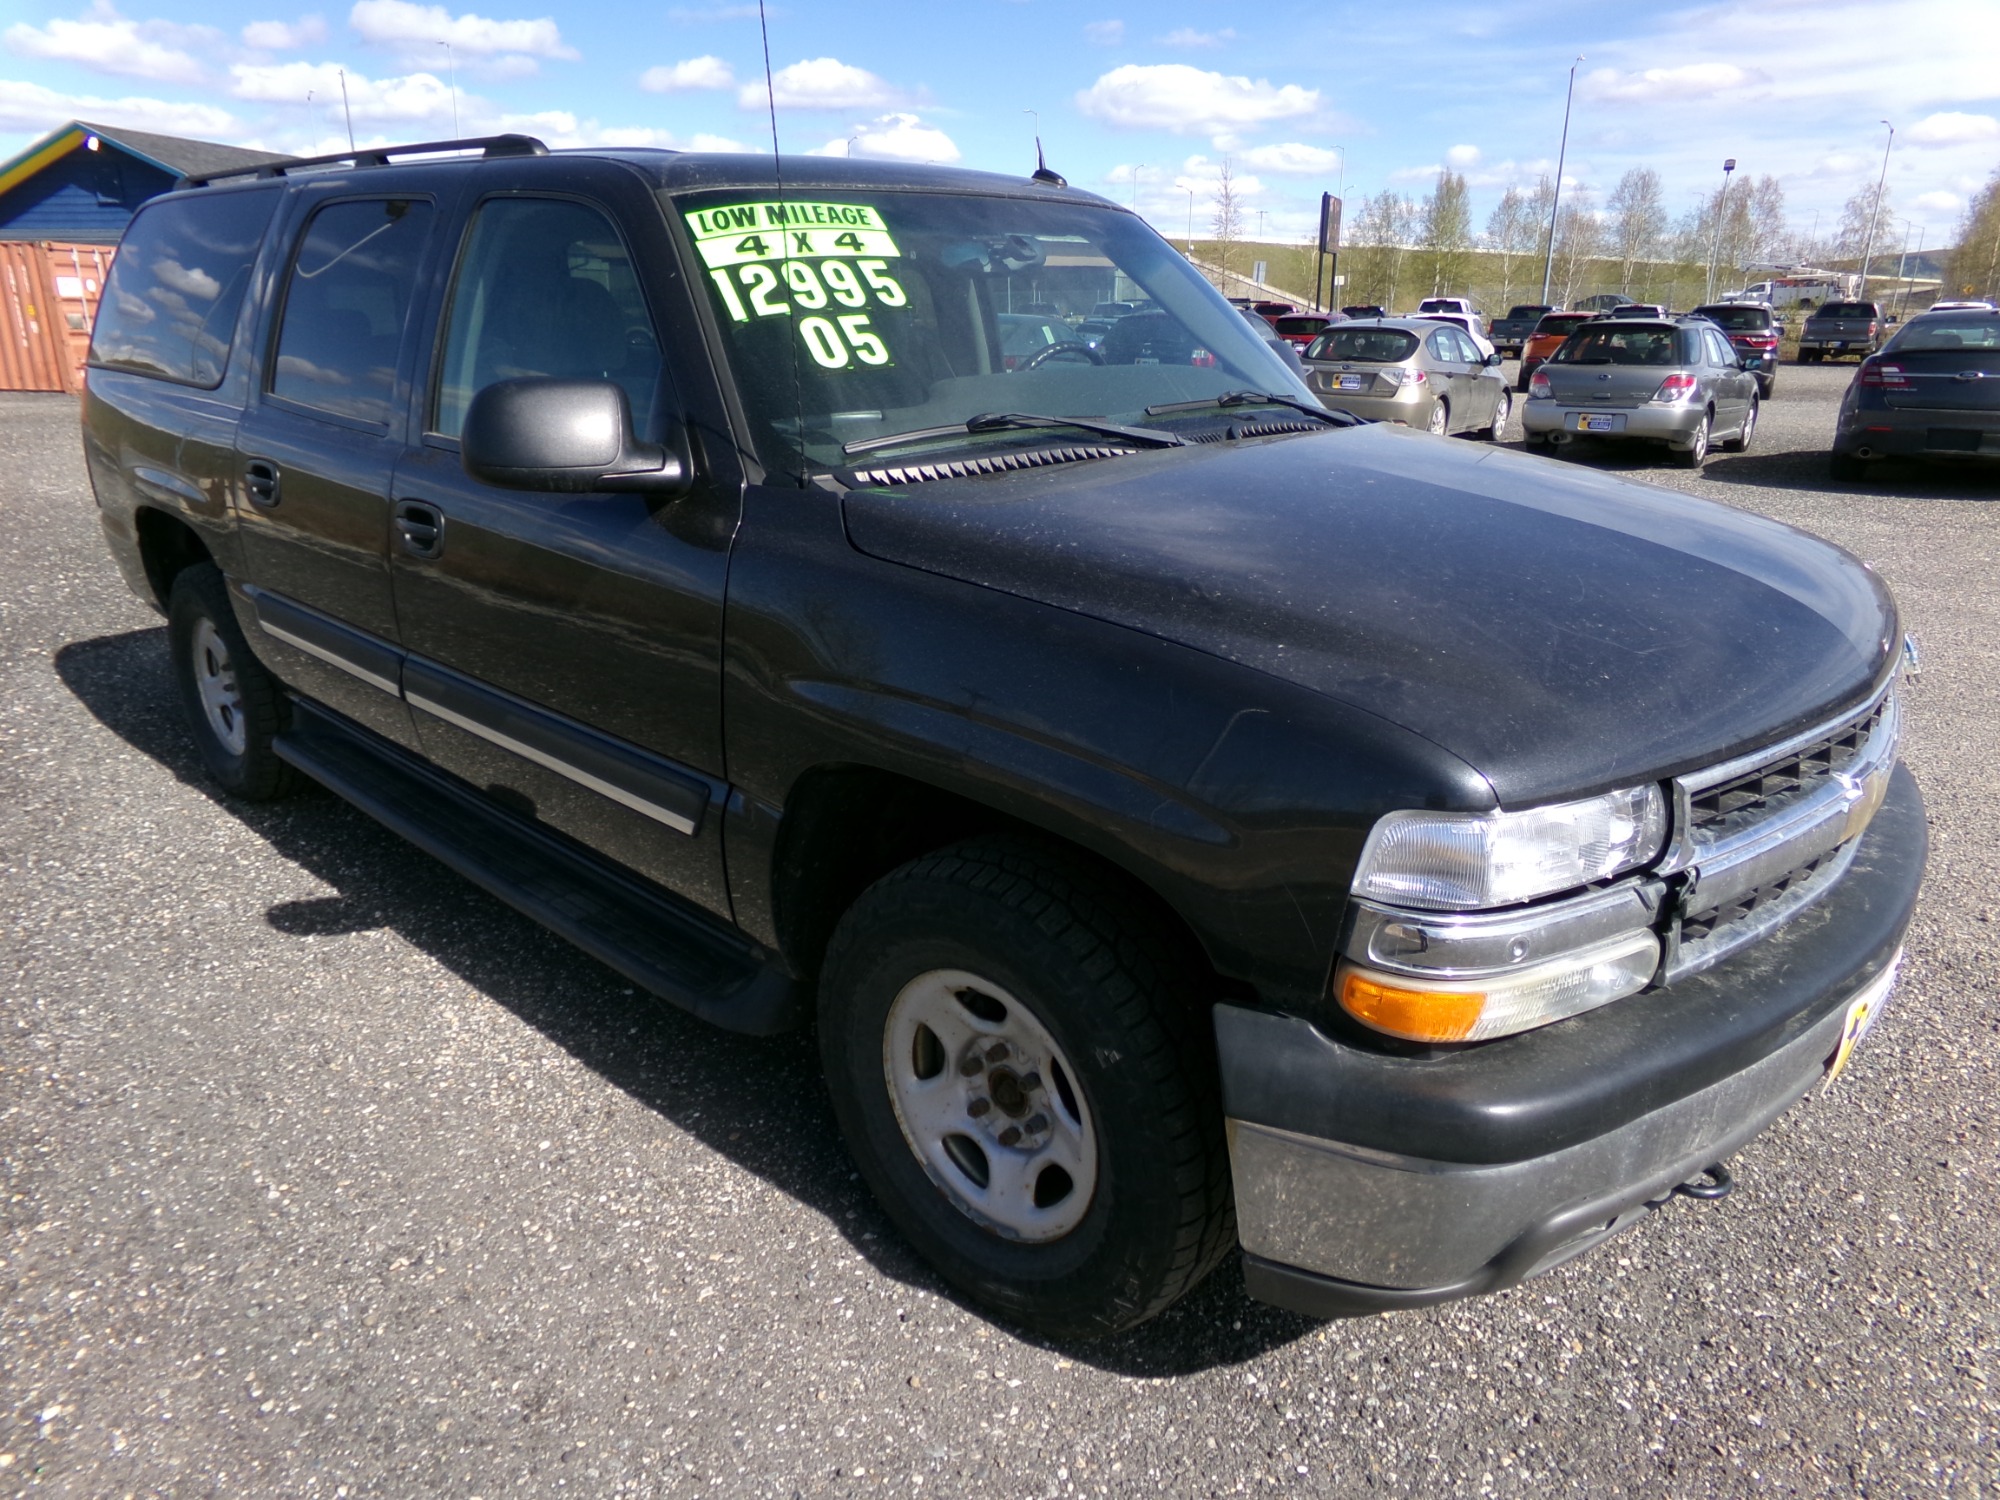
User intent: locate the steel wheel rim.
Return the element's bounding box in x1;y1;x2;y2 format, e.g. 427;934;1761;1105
883;967;1097;1243
190;617;248;757
1742;401;1757;444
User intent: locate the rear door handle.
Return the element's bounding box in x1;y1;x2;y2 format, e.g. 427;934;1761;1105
394;499;445;559
244;460;280;508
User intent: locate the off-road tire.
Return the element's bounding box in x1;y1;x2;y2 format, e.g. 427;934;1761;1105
167;562;297;800
818;837;1234;1338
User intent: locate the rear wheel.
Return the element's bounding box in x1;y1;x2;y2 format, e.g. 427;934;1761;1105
1721;396;1757;453
167;562;296;800
1672;411;1712;468
818;838;1233;1337
1425;399;1450;436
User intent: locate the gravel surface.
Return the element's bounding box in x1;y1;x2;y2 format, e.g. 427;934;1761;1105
3;369;1996;1497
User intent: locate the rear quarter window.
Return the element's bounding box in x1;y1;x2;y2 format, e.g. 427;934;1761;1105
88;187;281;386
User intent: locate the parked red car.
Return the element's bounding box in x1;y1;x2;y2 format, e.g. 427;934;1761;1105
1273;312;1340;349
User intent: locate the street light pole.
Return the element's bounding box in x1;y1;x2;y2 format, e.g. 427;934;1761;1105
1186;185;1196;257
437;41;458;137
1538;56;1583;306
1705;158;1737;304
1857;120;1894;298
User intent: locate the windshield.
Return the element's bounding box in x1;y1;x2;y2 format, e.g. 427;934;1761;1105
1552;326;1686;365
1307;327;1419;363
674;189;1310;476
1694;306;1770;329
1533;314;1591;336
1888;316;2000;353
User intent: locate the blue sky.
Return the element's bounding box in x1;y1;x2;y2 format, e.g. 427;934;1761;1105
4;0;1998;252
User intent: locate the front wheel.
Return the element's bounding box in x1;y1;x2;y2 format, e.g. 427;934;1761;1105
818;839;1233;1337
167;562;296;800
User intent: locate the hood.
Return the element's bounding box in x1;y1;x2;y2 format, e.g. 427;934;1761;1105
840;425;1898;805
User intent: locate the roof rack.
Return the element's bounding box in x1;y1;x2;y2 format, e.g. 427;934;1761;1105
175;133;548;189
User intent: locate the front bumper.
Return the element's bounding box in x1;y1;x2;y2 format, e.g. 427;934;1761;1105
1520;400;1707;444
1216;762;1926;1317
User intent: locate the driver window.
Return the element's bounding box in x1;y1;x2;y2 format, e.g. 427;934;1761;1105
433;197;662;441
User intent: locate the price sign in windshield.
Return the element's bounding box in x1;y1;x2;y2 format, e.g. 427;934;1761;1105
686;201;901;269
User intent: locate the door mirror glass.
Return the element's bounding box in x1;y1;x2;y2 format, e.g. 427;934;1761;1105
1485;350;1505;368
460;377;688;493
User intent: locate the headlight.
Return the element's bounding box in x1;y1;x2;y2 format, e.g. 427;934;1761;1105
1352;785;1667;911
1335;930;1660;1043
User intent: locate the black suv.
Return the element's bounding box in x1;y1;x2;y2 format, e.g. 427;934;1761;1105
83;136;1924;1335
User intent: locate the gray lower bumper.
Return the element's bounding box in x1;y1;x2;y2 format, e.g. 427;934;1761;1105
1520;403;1704;442
1231;964;1889;1312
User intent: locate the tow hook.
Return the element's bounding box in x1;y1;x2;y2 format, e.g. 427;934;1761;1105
1673;1161;1734;1201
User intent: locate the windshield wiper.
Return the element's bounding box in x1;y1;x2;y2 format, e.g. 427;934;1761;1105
843;411;1185;457
1144;390;1361;426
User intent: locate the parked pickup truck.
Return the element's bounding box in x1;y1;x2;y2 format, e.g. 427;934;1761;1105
1798;302;1884;362
1487;304;1553;357
83;137;1925;1336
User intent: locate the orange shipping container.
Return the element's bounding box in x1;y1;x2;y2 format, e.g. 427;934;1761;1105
0;239;110;393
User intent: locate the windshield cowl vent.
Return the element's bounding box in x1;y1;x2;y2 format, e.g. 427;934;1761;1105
844;444;1137;486
1184;418;1328;444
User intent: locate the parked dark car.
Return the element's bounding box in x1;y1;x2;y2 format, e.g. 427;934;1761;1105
1799;302;1884;362
1830;306;2000;479
82;136;1922;1337
1340;303;1386;319
1302;318;1511;438
1692;302;1781;397
997;312;1088;370
1272;311;1341;349
1522;315;1759;466
1488;303;1553;357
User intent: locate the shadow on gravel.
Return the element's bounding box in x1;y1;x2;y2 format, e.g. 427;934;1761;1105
1701;451;2000;502
53;625;1319;1375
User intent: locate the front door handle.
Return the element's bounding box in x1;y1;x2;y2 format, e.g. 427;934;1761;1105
394;500;445;559
244;459;280;508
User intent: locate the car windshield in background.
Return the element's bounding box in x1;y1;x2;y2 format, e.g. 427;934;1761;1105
1818;303;1877;319
1535;314;1592;334
1695;306;1770;329
1553;326;1683;365
1308;327;1420;363
1888;316;2000;353
1274;316;1331;338
672;191;1310;476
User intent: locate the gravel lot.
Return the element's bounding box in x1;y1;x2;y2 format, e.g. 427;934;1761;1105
3;366;1996;1497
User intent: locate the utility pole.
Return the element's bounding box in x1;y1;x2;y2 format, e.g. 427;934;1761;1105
1185;185;1195;257
438;42;458;137
1857;120;1894;297
338;68;355;151
1705;158;1736;303
1539;58;1583;305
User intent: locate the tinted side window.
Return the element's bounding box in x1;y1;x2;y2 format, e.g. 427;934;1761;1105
433;197;663;442
88;187;280;386
270;198;433;424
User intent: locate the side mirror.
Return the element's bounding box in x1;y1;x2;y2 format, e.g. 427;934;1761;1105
1485;351;1505;368
461;378;690;495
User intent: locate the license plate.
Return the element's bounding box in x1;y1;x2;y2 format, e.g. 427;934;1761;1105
1825;951;1902;1087
1576;413;1620;432
1335;375;1366;391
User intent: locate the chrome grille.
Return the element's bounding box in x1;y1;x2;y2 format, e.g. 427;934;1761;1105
1688;701;1886;838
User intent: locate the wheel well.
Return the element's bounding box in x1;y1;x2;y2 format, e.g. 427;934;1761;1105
769;766;1220;994
134;507;213;610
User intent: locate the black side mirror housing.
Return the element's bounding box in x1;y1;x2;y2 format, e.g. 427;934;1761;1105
1485;351;1505;367
461;378;691;495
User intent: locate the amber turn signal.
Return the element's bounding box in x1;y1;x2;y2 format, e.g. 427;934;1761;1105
1337;970;1485;1043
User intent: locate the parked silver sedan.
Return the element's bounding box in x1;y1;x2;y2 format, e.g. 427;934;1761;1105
1302;318;1512;439
1520;315;1759;467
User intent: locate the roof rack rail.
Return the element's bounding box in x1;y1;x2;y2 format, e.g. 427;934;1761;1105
175;133;549;189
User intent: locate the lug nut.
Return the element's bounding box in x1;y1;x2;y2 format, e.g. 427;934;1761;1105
959;1055;983;1077
1024;1113;1048;1134
1020;1071;1041;1091
998;1126;1022;1147
986;1043;1009;1063
967;1097;991;1118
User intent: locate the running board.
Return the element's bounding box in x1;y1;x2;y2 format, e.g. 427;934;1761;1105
274;698;804;1035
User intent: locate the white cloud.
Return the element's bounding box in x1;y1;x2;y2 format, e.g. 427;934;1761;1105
809;111;958;163
490;112;748;152
1445;143;1481;168
1235;142;1342;175
1174;154;1264;199
1910;190;1964;216
0;76;236;135
739;56;896;112
1159;27;1234;49
1579;63;1764;104
639;55;734;92
4;7;211;85
242;16;330;49
231;60;457;121
1906;111;1999;147
347;1;576;59
1084;20;1123;45
1075;64;1320;139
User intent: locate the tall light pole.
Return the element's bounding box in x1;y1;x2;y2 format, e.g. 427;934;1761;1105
437;41;458;137
1857;120;1894;297
1705;157;1737;304
1538;57;1584;305
1185;184;1197;257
